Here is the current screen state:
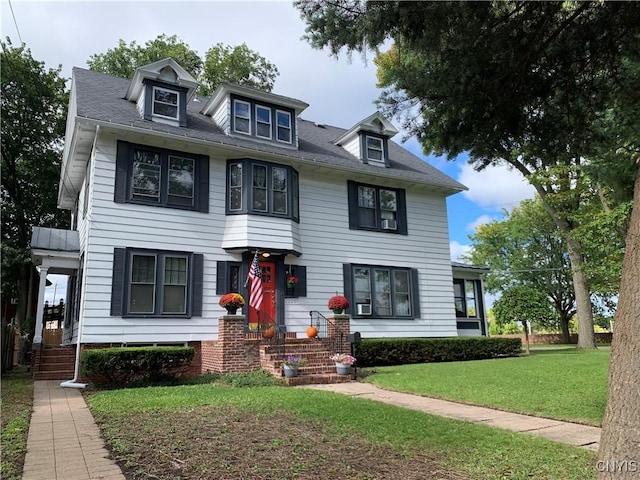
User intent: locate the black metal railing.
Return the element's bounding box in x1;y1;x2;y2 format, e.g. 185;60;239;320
309;310;344;355
255;310;286;362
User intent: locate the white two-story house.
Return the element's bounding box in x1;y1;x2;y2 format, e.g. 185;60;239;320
30;58;488;375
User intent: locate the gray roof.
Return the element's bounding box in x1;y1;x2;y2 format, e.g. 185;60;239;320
31;227;80;252
451;261;489;273
72;67;466;194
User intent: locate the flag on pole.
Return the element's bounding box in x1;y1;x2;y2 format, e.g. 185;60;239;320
248;252;264;311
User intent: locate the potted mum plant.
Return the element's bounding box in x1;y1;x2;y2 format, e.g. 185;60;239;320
219;293;245;315
282;354;307;378
330;353;356;375
328;295;349;314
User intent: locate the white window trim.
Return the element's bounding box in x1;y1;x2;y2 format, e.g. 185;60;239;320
152;86;179;120
255;105;272;140
276;109;292;144
365;135;385;162
162;255;189;315
129;254;157;314
229;163;243;211
233;99;252;135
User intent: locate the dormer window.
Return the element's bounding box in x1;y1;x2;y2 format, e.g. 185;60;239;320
256;105;272;139
152;86;179;120
276;111;292;143
229;95;296;146
234;100;251;134
365;135;384;162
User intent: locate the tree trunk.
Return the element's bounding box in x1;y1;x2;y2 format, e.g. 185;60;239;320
597;167;640;479
565;238;596;349
559;313;571;344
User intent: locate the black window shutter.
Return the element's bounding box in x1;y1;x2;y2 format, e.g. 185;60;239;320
191;254;204;317
396;189;408;235
114;141;129;204
411;268;420;318
294;265;306;297
342;264;353;315
110;248;126;316
346;181;359;230
198;155;210;213
216;261;229;295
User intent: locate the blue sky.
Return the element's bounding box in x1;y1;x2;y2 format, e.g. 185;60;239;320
2;0;536;302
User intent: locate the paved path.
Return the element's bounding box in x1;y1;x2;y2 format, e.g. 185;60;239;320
301;382;601;451
22;380;126;480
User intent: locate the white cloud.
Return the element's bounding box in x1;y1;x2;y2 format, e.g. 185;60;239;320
458;163;536;210
449;241;471;263
466;214;494;233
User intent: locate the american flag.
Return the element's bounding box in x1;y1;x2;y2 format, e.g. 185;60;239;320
248;252;263;311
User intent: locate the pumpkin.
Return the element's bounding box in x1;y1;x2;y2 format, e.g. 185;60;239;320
262;328;275;339
306;326;319;338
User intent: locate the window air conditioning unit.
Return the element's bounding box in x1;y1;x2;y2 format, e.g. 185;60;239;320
382;219;397;230
357;304;372;315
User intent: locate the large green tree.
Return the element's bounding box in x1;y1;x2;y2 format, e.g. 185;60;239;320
296;2;640;470
296;0;640;351
1;39;69;330
467;198;576;342
88;35;279;95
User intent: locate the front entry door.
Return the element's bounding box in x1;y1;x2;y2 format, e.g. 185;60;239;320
248;260;276;329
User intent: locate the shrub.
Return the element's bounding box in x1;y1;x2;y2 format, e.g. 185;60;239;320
81;346;195;387
354;337;522;367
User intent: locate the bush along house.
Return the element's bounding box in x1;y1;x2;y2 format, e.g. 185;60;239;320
29;58;488;384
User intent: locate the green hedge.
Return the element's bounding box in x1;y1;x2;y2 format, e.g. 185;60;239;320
354;337;522;367
81;346;195;386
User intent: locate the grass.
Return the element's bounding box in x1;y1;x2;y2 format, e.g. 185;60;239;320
364;349;609;425
1;366;34;480
87;379;597;479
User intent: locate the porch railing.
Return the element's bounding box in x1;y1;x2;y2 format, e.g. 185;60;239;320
255;310;286;363
309;310;344;355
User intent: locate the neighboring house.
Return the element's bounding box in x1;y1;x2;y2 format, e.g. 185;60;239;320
30;58;488;372
451;262;489;337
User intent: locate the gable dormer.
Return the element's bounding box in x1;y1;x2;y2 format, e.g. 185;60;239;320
334;112;399;167
125;58;199;127
199;83;308;149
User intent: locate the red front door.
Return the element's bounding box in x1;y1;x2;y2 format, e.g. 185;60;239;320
248;260;276;329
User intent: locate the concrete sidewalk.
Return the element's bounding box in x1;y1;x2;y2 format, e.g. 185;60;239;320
302;382;601;451
22;380;125;480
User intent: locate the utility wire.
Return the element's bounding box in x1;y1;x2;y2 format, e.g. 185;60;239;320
7;0;23;44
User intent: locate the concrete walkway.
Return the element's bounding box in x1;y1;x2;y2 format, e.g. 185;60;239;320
22;380;125;480
302;382;601;451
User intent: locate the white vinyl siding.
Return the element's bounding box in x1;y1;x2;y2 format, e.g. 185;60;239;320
78;130;457;344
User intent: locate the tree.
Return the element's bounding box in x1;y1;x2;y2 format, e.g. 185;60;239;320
295;2;640;468
87;34;203;80
296;1;640;350
1;38;69;331
88;35;278;95
467;198;576;342
200;43;279;96
492;286;556;333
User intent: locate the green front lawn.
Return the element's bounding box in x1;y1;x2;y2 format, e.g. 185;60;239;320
365;349;609;425
1;366;34;480
88;381;597;479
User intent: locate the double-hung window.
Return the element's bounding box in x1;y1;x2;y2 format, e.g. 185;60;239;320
347;181;407;234
365;135;384;162
346;264;419;318
276;110;292;143
152;86;179;120
226;159;299;221
111;248;204;318
234;100;251;135
115;141;209;213
453;279;479;318
256;105;272;139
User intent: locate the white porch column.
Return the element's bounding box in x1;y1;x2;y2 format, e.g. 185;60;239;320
33;266;49;345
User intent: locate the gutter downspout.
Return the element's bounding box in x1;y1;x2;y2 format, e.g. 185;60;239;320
61;124;100;389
